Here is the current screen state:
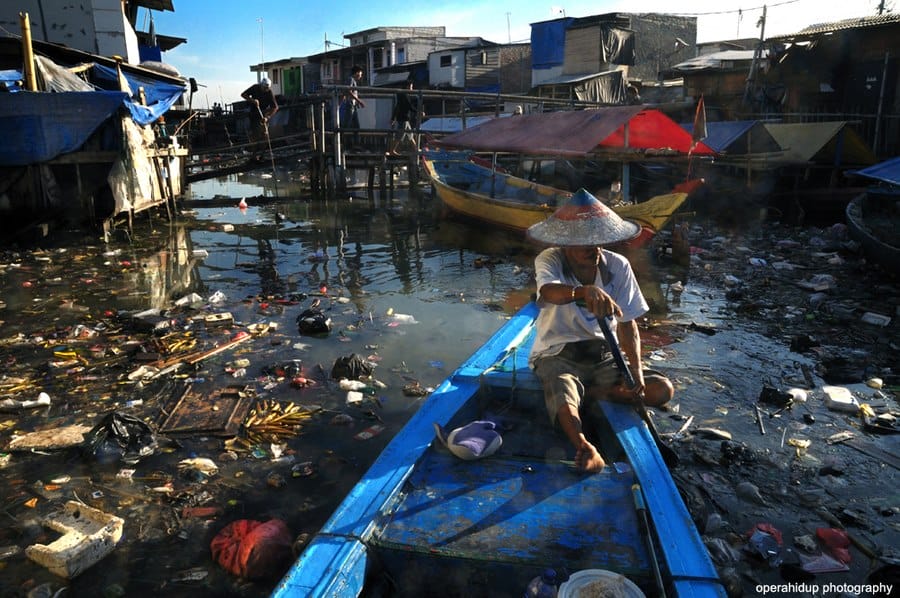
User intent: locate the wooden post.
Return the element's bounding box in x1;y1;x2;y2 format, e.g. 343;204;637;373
408;153;418;186
333;88;343;168
19;12;37;91
319;102;326;157
308;103;317;151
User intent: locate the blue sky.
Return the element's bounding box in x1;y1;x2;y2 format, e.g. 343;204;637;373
150;0;886;107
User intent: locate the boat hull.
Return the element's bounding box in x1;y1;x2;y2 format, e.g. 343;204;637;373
423;153;691;243
846;190;900;271
273;303;724;597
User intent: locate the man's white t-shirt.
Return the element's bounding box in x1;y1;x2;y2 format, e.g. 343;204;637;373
528;247;648;368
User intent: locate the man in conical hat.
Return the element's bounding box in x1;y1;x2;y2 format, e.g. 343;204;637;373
526;189;674;473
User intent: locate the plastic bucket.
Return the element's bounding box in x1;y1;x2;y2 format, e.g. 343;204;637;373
558;569;645;598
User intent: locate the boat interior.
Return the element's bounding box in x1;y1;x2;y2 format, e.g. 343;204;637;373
361;324;655;597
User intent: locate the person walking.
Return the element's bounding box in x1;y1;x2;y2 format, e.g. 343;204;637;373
387;78;419;156
340;65;365;149
526;189;674;473
241;77;278;145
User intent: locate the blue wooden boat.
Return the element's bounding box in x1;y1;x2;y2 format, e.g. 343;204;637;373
272;303;725;597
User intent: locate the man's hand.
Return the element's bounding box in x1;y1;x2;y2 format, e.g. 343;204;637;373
582;284;622;319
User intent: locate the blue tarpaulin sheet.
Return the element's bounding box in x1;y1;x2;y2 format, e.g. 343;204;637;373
1;69;23;91
683;120;756;153
531;18;574;70
852;156;900;186
0;62;184;165
0;91;126;166
91;63;184;125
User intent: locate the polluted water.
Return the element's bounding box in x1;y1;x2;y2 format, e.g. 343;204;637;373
0;167;897;597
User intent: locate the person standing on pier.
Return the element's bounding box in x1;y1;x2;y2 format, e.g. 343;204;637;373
387;78;419;156
241;77;278;145
340;65;366;149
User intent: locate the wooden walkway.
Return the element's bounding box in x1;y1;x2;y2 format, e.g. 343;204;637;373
181;88;607;195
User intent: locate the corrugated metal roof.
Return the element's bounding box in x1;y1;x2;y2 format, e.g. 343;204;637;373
435;107;715;157
772;13;900;38
534;69;621;86
671;50;762;72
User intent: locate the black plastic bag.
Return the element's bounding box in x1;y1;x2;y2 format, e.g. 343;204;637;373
330;353;373;380
296;307;331;335
84;411;158;464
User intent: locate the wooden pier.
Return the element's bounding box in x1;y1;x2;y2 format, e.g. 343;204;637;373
182;88;606;196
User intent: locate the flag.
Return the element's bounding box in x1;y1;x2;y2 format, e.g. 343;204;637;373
691;94;707;148
550;6;566;17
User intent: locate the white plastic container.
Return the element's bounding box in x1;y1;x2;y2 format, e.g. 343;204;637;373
558;569;645;598
25;501;124;579
822;386;860;413
390;313;416;323
860;312;891;326
786;388;808;403
339;379;368;391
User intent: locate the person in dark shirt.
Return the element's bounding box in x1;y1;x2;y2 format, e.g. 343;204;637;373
387;78;420;156
241;77;278;143
340;65;366;149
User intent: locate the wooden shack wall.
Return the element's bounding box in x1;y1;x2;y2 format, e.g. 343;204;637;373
499;45;532;94
465;48;499;89
564;26;603;75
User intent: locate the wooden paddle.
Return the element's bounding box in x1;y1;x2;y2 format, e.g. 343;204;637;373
598;316;680;468
633;483;667;598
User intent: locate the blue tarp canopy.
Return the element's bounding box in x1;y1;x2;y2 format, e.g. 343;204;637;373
0;65;183;125
531;18;574;70
0;91;127;166
91;63;184;125
682;120;782;155
0;62;184;166
1;69;22;90
851;156;900;186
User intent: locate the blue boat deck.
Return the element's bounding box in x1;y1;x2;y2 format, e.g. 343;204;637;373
370;443;648;595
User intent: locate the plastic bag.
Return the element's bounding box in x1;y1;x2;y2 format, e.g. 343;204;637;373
210;519;292;580
330;353;373;380
816;527;851;564
83;411;158;464
296;307;331;335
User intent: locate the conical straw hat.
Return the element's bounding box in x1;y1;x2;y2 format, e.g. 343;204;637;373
526;188;641;247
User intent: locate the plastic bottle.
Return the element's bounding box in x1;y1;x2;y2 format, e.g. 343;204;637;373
524;568;558;598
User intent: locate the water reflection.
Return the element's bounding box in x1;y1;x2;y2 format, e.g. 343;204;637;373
0;173;685;597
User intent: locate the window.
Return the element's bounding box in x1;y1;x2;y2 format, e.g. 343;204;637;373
440;55;452;67
397;47;405;63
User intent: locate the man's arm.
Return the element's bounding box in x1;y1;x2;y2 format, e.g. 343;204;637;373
538;283;623;319
348;84;365;108
264;93;279;119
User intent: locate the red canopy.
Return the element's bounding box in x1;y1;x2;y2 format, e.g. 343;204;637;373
435;106;715;157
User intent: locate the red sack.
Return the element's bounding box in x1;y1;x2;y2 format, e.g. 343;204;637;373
816;527;852;564
210;519;293;579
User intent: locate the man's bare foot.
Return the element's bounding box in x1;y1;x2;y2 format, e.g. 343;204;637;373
574;441;606;472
